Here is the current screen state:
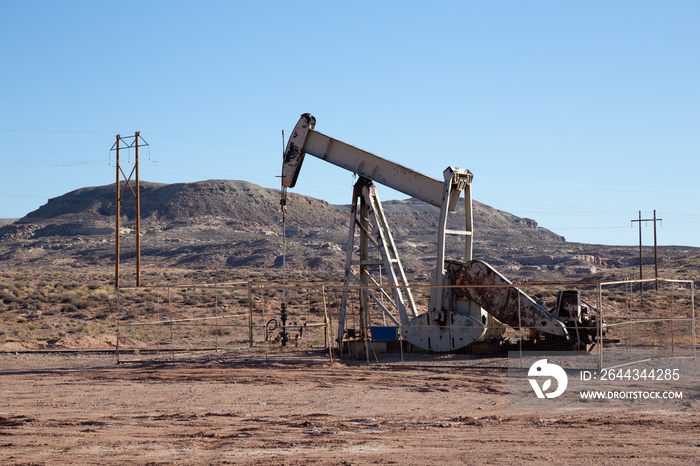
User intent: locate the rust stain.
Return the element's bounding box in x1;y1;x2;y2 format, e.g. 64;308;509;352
446;260;568;337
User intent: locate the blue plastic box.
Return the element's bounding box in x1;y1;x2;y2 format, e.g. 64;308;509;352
371;326;398;341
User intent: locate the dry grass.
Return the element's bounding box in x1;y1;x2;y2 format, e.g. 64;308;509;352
0;266;695;353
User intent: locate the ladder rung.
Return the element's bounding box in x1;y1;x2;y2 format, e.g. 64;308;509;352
444;229;473;236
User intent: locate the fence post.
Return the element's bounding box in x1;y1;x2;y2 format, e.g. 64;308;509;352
670;283;675;355
214;285;219;351
168;286;174;360
517;285;522;367
322;285;334;363
597;282;603;371
692;281;697;357
248;281;254;348
625;281;632;360
116;321;120;364
114;288;121;364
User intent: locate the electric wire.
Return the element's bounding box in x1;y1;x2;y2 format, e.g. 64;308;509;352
0;160;105;167
3;130;699;246
4;154;700;229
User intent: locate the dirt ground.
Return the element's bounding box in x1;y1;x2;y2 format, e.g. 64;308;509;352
0;352;698;465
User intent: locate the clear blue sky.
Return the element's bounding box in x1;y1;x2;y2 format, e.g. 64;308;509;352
1;1;698;247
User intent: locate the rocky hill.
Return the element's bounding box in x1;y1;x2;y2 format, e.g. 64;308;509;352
1;179;698;283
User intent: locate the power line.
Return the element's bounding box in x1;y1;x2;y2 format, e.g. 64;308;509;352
145;132;278;155
0;160;105;167
0;129;113;136
480;175;700;195
546;226;631;230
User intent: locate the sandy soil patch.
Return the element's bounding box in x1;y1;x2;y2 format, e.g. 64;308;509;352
0;352;698;464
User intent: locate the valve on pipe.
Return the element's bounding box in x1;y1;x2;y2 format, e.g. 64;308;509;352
280;302;289;347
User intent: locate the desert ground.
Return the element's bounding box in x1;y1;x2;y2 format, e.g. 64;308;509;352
0;267;698;464
0;350;698;465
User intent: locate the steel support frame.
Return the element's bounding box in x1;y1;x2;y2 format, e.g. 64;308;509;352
337;177;418;344
430;167;474;320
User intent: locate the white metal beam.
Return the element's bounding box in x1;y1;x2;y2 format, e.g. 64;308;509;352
282;114;446;207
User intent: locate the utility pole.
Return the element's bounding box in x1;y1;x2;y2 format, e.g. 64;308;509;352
115;135;121;289
631;210;663;291
111;132;148;288
135;132;141;287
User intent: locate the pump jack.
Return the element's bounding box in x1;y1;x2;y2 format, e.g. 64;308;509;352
282;114;600;352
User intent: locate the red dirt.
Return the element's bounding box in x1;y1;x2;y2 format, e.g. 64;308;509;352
1;353;698;464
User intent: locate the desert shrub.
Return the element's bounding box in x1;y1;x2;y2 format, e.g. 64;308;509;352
120;309;138;320
70;324;87;334
132;294;147;304
210;326;232;336
94;310;110;320
216;297;229;306
308;295;324;304
142;303;160;313
91;288;112;302
1;290;16;304
606;294;627;303
27;290;46;301
22;299;42;311
24;311;42;321
73;299;90;310
61;304;78;314
183;294;203;306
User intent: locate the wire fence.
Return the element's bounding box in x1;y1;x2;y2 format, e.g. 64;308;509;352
113;278;695;370
597;278;696;368
114;281;334;364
